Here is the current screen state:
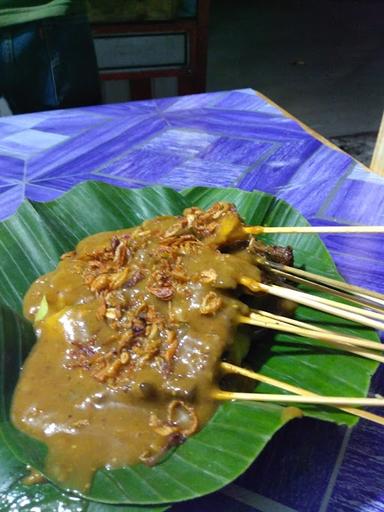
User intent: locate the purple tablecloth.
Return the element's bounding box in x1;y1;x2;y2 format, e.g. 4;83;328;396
1;88;384;512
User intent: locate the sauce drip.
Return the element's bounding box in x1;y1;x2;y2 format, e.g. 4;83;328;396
11;203;260;491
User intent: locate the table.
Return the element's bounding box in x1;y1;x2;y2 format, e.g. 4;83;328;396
1;88;384;512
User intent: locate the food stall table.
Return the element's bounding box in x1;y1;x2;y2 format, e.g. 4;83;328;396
1;88;383;512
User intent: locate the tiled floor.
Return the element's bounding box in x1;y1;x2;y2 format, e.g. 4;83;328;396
330;132;377;166
208;0;384;139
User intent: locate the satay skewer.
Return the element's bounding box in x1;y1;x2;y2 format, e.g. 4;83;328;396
239;277;384;332
261;260;384;305
263;266;384;313
220;362;384;426
269;287;384;323
238;314;384;363
244;225;384;235
248;310;384;352
212;390;384;407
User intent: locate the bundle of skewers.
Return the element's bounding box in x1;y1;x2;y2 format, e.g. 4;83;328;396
212;216;384;426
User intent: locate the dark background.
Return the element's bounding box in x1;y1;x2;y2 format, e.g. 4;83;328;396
208;0;384;138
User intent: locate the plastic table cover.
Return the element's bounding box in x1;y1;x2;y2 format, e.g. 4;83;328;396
1;88;384;512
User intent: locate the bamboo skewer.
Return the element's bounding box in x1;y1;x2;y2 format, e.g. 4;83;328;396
239;314;384;363
212;390;384;407
250;310;384;352
265;266;384;313
222;221;384;423
220;362;384;426
239;277;384;332
273;286;384;323
277;287;384;330
244;225;384;235
261;260;384;306
255;309;332;332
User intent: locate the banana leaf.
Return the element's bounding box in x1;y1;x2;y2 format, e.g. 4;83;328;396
0;182;379;510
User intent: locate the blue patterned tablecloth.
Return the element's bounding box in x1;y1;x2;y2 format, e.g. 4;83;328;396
1;88;384;512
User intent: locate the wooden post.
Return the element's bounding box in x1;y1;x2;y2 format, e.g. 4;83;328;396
371;112;384;176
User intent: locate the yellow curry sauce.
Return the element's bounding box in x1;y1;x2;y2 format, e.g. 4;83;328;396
11;203;261;492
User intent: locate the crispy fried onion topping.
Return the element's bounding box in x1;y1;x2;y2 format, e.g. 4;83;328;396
149;400;198;438
141;400;198;466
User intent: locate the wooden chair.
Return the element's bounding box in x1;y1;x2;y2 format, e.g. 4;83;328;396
91;0;210;100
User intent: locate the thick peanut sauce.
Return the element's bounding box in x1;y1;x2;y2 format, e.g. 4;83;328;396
11;203;261;492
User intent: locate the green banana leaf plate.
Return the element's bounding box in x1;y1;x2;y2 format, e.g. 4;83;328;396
0;182;379;512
